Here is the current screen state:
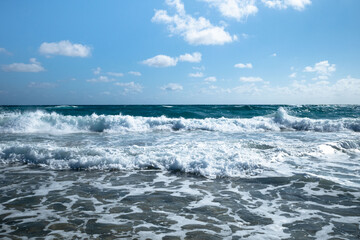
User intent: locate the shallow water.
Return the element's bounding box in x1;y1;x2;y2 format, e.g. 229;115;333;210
1;167;359;239
0;105;359;239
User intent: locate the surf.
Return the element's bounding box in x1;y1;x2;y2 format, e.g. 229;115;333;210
0;107;359;134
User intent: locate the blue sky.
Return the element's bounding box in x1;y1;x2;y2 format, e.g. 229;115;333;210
0;0;359;104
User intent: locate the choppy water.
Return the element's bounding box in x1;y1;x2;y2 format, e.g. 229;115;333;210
0;105;359;239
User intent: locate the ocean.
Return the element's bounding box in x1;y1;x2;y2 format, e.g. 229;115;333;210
0;105;359;239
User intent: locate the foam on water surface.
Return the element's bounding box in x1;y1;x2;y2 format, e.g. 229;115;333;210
0;107;359;134
0;168;359;239
0;105;359;238
1;131;359;188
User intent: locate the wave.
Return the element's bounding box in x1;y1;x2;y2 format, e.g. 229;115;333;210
1;137;359;178
0;142;267;177
46;105;79;109
0;107;359;134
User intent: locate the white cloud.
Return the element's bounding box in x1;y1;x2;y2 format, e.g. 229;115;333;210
204;76;217;82
240;76;263;82
202;77;360;104
114;82;143;93
1;58;45;72
128;71;142;76
39;40;91;57
142;52;202;67
234;63;253;69
304;60;336;80
271;53;277;57
167;0;186;14
161;83;183;91
189;72;204;78
107;72;124;77
273;77;360;103
262;0;311;11
202;0;258;21
93;67;101;75
152;0;235;45
86;76;115;83
317;75;329;80
289;72;297;78
142;55;178;67
0;48;11;55
179;52;202;63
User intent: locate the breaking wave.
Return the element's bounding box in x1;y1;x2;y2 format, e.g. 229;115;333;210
0;141;268;178
1;137;359;178
0;107;359;134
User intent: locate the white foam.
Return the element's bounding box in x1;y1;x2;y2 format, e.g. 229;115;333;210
0;108;359;134
0;140;273;178
1;131;360;183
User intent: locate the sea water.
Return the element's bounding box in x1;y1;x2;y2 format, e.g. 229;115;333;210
0;105;359;239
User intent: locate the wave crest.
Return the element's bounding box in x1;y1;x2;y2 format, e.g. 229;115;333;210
0;107;359;134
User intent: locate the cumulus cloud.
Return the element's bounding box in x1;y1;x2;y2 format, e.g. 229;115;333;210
142;52;201;67
204;76;217;82
304;60;336;80
1;58;45;72
161;83;183;91
128;71;142;76
199;0;310;22
39;40;91;57
262;0;311;11
107;72;124;77
178;52;202;63
114;82;143;93
240;76;263;82
234;63;253;69
142;55;178;67
202;0;258;21
86;76;115;83
189;72;204;78
152;0;235;45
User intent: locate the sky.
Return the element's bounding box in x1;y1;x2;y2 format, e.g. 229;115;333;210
0;0;359;105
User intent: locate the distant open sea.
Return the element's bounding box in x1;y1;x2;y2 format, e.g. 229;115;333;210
0;105;359;239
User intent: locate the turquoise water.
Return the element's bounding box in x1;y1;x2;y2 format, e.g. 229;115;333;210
2;104;360;119
0;105;359;239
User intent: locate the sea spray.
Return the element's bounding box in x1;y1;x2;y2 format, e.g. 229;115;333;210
0;107;359;134
1;105;360;239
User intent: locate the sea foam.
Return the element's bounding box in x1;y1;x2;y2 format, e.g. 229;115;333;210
0;107;359;134
0;141;268;178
